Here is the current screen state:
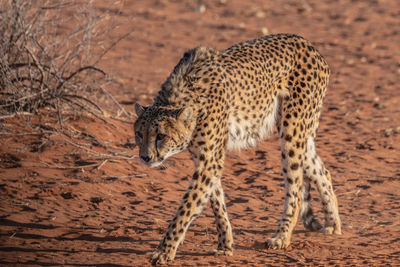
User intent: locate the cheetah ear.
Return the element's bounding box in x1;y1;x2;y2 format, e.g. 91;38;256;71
135;103;146;117
176;106;193;123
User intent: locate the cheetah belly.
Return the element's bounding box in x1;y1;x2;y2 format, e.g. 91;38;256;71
226;97;279;151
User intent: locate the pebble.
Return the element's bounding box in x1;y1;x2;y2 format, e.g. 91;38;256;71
256;11;266;19
261;27;269;35
195;4;206;13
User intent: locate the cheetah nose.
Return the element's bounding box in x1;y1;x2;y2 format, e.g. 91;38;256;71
140;155;151;163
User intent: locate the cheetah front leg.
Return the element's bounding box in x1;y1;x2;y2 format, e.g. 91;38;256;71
151;151;225;264
266;129;306;249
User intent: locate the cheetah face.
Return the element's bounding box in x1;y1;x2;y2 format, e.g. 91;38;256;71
134;103;194;167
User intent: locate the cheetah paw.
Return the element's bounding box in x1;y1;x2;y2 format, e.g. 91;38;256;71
321;226;342;235
265;236;290;249
150;249;174;265
304;218;323;232
210;247;233;256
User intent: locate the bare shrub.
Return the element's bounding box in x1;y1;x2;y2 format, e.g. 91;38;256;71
0;0;125;123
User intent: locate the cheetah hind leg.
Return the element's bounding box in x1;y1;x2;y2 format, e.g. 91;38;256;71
299;177;323;232
209;182;233;256
303;136;342;235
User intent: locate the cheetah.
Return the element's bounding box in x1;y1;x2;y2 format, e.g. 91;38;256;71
134;34;342;264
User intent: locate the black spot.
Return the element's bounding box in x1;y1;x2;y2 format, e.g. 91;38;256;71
291;163;299;170
192;193;198;200
216;189;221;196
289;150;295;157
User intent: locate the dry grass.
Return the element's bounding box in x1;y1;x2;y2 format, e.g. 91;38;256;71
0;0;135;167
0;0;128;125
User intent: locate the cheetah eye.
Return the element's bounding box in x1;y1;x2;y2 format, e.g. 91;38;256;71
136;131;143;140
156;133;166;142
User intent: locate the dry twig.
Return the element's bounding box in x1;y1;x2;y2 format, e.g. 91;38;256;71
35;162;100;170
63;138;136;160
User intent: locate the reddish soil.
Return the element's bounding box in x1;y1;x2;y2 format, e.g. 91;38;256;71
1;0;400;266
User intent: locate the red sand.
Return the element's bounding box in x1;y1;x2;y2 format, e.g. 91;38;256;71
1;0;399;266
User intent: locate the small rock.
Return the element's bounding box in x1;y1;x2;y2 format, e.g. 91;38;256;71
383;127;400;137
195;4;206;13
297;1;313;13
261;27;269;35
256;10;266;18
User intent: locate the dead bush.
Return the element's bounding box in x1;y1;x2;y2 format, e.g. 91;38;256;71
0;0;126;124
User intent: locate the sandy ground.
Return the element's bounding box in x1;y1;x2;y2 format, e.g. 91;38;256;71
1;0;400;266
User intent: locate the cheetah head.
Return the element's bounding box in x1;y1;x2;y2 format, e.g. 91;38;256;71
134;103;195;167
